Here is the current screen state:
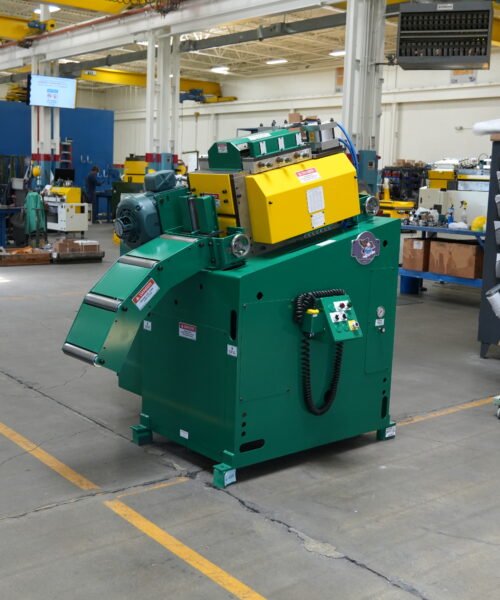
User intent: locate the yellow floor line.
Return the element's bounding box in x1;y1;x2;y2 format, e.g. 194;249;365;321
117;477;189;498
0;422;100;491
104;499;268;600
398;396;494;427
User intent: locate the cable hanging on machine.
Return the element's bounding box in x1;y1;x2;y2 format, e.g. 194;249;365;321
294;289;345;416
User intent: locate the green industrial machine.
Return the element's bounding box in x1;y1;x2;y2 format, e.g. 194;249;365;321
63;127;400;488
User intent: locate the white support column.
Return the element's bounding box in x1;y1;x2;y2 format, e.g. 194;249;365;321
209;113;218;145
144;30;156;154
388;102;399;165
169;34;181;155
31;56;39;158
38;3;50;22
341;0;386;151
51;60;60;162
38;61;52;158
158;36;172;154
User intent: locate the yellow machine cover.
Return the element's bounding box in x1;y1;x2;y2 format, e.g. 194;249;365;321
245;153;359;244
51;187;81;203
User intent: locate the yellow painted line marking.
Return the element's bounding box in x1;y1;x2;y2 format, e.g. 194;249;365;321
398;397;494;427
117;477;189;498
0;422;100;491
104;499;268;600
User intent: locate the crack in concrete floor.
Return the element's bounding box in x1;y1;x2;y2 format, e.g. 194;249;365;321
1;366;431;598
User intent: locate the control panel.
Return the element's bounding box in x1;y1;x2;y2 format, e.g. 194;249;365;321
319;295;363;342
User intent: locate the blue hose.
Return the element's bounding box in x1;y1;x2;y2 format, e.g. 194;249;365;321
335;121;359;172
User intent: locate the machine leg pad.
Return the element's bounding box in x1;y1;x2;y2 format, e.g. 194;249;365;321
377;421;396;441
213;463;237;488
131;424;153;446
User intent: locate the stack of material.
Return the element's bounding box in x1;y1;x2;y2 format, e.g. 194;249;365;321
0;246;50;267
52;238;104;263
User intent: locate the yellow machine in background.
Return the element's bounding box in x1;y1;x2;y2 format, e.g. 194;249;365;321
45;185;88;234
50;186;81;204
124;157;149;183
427;169;455;190
380;200;414;219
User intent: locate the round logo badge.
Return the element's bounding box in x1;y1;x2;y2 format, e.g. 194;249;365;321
351;231;380;265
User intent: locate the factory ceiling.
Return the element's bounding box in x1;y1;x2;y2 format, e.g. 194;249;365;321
0;1;404;89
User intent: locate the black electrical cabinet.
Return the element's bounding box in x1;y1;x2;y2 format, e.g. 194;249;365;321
478;141;500;357
397;1;492;70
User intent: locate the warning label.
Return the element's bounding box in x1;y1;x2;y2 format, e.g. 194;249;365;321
132;278;160;311
295;167;321;184
179;322;197;341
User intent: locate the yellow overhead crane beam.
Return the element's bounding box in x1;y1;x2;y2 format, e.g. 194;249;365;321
37;0;149;14
78;68;236;102
0;14;55;40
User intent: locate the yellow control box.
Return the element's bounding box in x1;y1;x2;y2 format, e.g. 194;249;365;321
245;153;359;245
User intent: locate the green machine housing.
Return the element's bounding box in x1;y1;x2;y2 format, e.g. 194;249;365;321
63;131;400;488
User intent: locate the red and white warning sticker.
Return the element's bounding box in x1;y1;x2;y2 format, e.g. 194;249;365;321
132;278;160;311
179;322;197;341
295;167;321;183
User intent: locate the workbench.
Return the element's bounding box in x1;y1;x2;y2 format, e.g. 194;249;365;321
0;206;22;248
399;225;485;293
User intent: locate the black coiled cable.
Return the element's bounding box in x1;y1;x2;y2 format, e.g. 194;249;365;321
294;289;345;416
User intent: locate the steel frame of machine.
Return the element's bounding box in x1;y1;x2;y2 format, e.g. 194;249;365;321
63;127;400;487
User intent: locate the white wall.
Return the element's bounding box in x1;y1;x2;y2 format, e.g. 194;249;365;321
76;88;107;109
99;50;500;165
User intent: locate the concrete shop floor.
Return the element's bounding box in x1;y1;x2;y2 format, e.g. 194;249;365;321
1;224;499;600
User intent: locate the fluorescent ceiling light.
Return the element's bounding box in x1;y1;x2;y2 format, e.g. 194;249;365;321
210;66;230;74
329;50;346;57
59;58;79;64
266;59;288;65
136;41;148;46
34;5;60;13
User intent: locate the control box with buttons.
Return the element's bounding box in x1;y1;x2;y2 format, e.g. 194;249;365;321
318;295;363;342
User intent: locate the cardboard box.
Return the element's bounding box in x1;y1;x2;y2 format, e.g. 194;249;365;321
429;241;483;279
402;238;430;271
288;112;303;123
0;248;50;267
74;240;100;252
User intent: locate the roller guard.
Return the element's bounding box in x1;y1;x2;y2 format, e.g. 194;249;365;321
64;235;210;373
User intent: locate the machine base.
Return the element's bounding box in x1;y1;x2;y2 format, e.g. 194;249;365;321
377;421;397;441
131;413;153;446
213;463;237;489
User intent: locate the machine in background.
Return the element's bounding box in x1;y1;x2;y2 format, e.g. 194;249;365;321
63;126;400;488
379;164;426;219
419;158;489;227
44;168;87;235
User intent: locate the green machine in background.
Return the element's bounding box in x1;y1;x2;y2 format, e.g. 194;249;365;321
63;126;400;488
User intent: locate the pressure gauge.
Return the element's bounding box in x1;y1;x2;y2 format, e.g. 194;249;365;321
376;306;386;318
364;195;380;216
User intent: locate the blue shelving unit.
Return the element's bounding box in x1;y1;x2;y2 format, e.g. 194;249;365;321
399;225;486;293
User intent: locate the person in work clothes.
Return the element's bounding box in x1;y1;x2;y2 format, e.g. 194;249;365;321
85;165;102;223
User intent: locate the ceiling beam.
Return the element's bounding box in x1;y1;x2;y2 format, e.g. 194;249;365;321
0;0;329;71
179;4;403;52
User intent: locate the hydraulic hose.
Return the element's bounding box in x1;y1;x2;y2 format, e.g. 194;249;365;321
294;289;345;416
